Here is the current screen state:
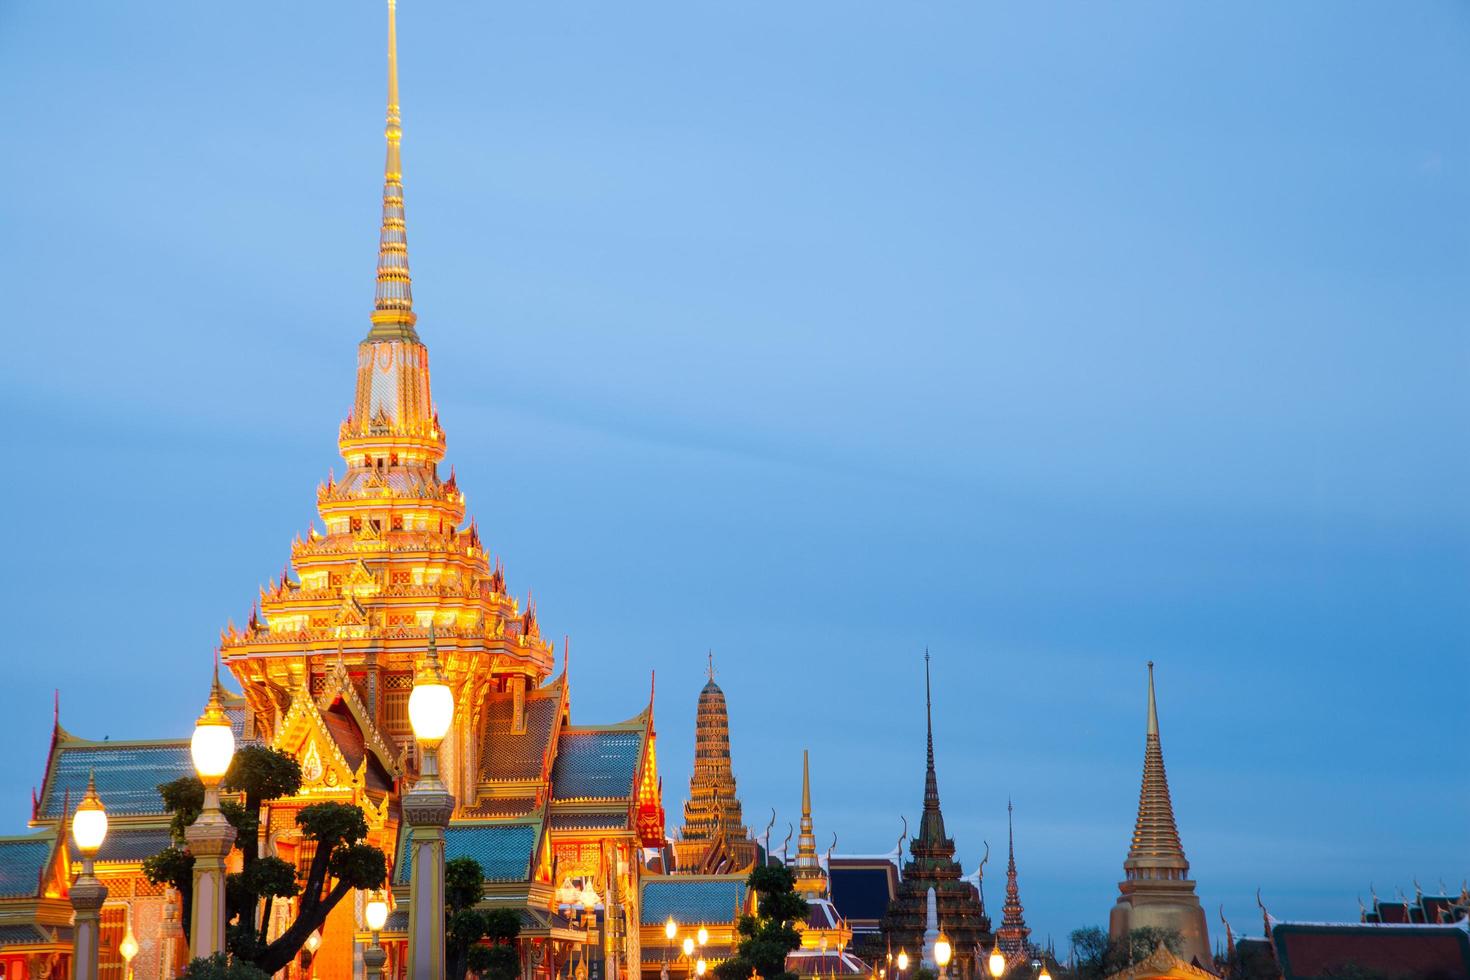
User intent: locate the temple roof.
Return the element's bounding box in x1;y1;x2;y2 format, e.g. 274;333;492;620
394;820;541;885
786;950;870;977
35;732;191;821
65;827;175;865
479;677;564;784
548;811;629;831
828;860;899;925
551;726;644;802
0;834;57;899
639;875;748;926
1271;919;1470;979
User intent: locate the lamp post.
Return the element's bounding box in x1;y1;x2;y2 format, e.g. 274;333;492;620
365;890;390;980
934;933;952;980
662;918;677;980
71;772;108;980
304;929;322;979
404;634;455;980
1036;963;1051;980
986;941;1005;979
188;669;236;960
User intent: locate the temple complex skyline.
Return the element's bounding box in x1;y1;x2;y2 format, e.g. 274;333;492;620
2;0;1466;958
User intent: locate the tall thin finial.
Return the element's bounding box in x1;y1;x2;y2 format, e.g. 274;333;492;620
1008;797;1015;863
802;749;812;817
1146;661;1159;737
924;648;934;770
368;0;417;340
708;650;715;683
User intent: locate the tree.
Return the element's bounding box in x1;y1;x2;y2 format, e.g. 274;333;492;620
142;745;388;976
1066;925;1184;978
177;953;270;980
713;864;807;980
445;857;521;980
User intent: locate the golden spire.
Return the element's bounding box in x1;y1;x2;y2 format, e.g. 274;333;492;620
794;749;825;895
1123;662;1189;878
367;0;418;342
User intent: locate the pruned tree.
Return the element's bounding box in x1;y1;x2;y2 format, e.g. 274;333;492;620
445;857;521;980
713;864;807;980
142;745;388;976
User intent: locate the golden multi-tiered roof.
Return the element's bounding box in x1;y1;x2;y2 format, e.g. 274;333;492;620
673;658;756;873
219;0;555;793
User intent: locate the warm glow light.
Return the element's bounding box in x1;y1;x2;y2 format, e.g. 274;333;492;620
665;918;678;941
579;881;600;908
365;893;389;932
682;937;695;958
897;952;909;972
191;720;236;780
697;927;709;947
306;930;322;954
118;926;139;963
410;641;454;743
987;944;1005;978
934;934;952;969
695;960;707;977
1037;967;1051;980
71;775;108;855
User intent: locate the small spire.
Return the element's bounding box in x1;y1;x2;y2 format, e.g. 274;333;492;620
794;749;824;894
1146;661;1159;737
707;650;716;683
367;0;417;341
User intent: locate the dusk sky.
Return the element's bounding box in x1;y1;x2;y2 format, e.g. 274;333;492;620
2;0;1467;948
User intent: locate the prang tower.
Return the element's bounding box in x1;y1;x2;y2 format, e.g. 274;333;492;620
673;657;757;872
1108;663;1210;965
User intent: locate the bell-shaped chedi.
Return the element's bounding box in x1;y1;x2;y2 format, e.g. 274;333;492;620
1108;663;1211;967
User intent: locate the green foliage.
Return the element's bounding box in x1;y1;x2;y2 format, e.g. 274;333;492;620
445;859;522;980
713;864;804;980
178;953;270;980
148;760;387;977
222;746;302;812
911;968;938;980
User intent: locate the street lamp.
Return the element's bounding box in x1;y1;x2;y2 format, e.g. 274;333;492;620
1037;964;1051;980
404;633;455;980
934;932;952;980
695;959;707;978
697;926;709;948
987;941;1005;979
188;668;236;961
897;950;909;974
71;772;108;980
364;890;390;980
303;929;322;979
682;937;695;959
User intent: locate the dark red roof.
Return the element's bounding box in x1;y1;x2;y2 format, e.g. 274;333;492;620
1273;921;1470;979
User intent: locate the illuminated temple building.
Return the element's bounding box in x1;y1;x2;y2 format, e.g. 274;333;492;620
0;4;668;979
670;661;757;875
872;656;992;978
1108;664;1210;968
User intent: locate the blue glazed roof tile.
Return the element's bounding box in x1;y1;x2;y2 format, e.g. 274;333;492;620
548;811;627;831
0;837;55;900
639;878;747;926
66;828;175;865
551;731;641;801
394;822;539;885
41;742;192;819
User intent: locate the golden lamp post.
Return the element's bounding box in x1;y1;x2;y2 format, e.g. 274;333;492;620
404;634;455;980
70;772;108;980
933;932;952;980
364;890;390;980
986;941;1005;979
188;669;237;961
662;918;677;980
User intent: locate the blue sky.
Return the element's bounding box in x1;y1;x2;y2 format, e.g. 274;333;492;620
2;0;1467;947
